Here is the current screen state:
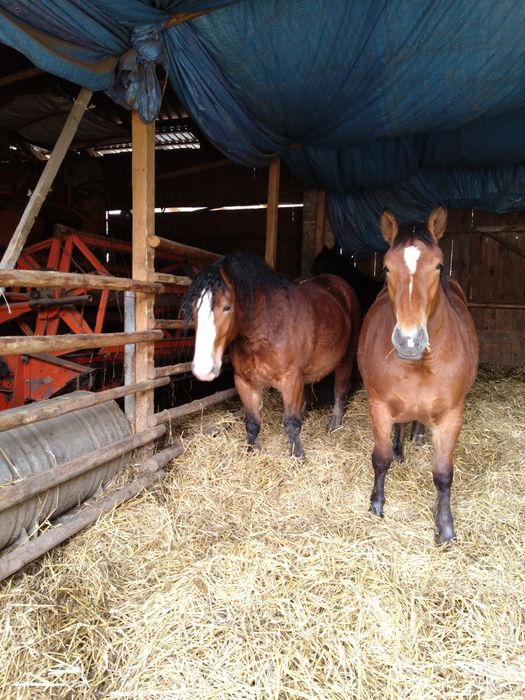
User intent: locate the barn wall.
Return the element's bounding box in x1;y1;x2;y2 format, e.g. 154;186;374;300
104;152;304;277
354;209;525;368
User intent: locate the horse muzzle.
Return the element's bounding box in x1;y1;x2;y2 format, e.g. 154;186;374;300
191;359;221;381
391;325;429;361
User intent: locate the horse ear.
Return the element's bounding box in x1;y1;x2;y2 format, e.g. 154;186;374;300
380;209;399;245
427;205;447;241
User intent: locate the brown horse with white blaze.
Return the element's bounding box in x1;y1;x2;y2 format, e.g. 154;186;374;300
357;206;479;543
184;251;361;458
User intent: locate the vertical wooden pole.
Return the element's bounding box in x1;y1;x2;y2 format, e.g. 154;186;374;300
123;290;136;424
314;190;326;256
0;87;92;272
132;112;156;444
265;159;280;268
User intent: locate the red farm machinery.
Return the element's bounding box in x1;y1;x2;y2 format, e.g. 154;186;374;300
0;224;198;410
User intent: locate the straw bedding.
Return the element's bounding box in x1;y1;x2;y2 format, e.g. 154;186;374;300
1;366;524;699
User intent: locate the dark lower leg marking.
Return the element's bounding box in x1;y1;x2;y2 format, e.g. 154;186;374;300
284;415;304;458
245;412;261;450
328;396;346;432
370;450;392;517
433;472;456;544
392;423;404;462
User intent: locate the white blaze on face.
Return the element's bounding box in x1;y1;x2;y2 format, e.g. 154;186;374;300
192;290;217;380
404;245;420;303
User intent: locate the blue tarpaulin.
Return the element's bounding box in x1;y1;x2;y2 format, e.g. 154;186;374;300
1;0;525;253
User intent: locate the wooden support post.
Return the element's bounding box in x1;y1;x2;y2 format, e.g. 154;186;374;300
0;87;92;272
265;159;280;268
314;190;326;255
132;112;156;443
124;291;136;423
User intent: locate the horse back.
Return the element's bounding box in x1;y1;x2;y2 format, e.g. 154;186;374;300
301;273;361;337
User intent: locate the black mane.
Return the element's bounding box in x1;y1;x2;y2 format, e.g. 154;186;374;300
391;221;435;249
182;251;291;325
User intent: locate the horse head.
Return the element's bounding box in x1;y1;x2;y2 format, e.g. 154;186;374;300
184;264;237;381
380;206;447;361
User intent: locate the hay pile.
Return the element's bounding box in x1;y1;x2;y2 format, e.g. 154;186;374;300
1;366;524;699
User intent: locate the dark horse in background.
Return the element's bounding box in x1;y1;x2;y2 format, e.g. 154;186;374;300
358;207;479;543
311;245;383;315
183;251;361;458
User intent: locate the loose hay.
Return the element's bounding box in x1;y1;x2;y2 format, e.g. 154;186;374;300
1;366;524;699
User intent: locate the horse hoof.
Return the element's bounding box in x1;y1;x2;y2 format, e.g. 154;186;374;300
327;418;341;433
291;449;305;459
369;502;384;518
434;528;457;545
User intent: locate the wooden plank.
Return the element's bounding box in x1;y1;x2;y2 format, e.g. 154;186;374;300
154;319;190;330
0;330;162;356
150;271;191;286
147;235;221;266
0;67;43;88
153;356;230;379
0;425;166;513
151;387;237;426
467;302;525;310
0;377;169;432
157;157;230;181
153;361;193;379
314;190;326;255
265;159;280;268
0;87;92;272
132;112;156;444
141;443;184;472
0;468;166;582
0;268;163;293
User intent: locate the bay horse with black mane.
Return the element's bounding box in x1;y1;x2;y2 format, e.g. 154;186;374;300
358;207;479;543
183;251;361;458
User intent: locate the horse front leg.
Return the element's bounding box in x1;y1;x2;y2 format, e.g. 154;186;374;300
369;403;394;518
430;408;463;544
328;355;353;432
234;374;263;451
281;374;305;458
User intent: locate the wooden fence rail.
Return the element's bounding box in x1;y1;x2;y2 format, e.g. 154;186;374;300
0;377;170;432
0;269;163;294
0;329;163;356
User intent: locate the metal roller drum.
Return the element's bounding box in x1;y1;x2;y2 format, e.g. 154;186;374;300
0;393;132;551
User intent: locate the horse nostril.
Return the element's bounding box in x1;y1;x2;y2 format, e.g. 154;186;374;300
391;325;428;360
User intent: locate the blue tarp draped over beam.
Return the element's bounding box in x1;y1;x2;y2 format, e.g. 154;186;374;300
1;0;525;254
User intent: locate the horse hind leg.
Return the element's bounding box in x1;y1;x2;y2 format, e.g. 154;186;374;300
328;356;353;432
281;374;305;458
392;423;405;462
410;421;425;446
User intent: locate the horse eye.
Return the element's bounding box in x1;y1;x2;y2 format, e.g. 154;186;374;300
222;304;231;312
436;263;444;271
382;265;389;274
